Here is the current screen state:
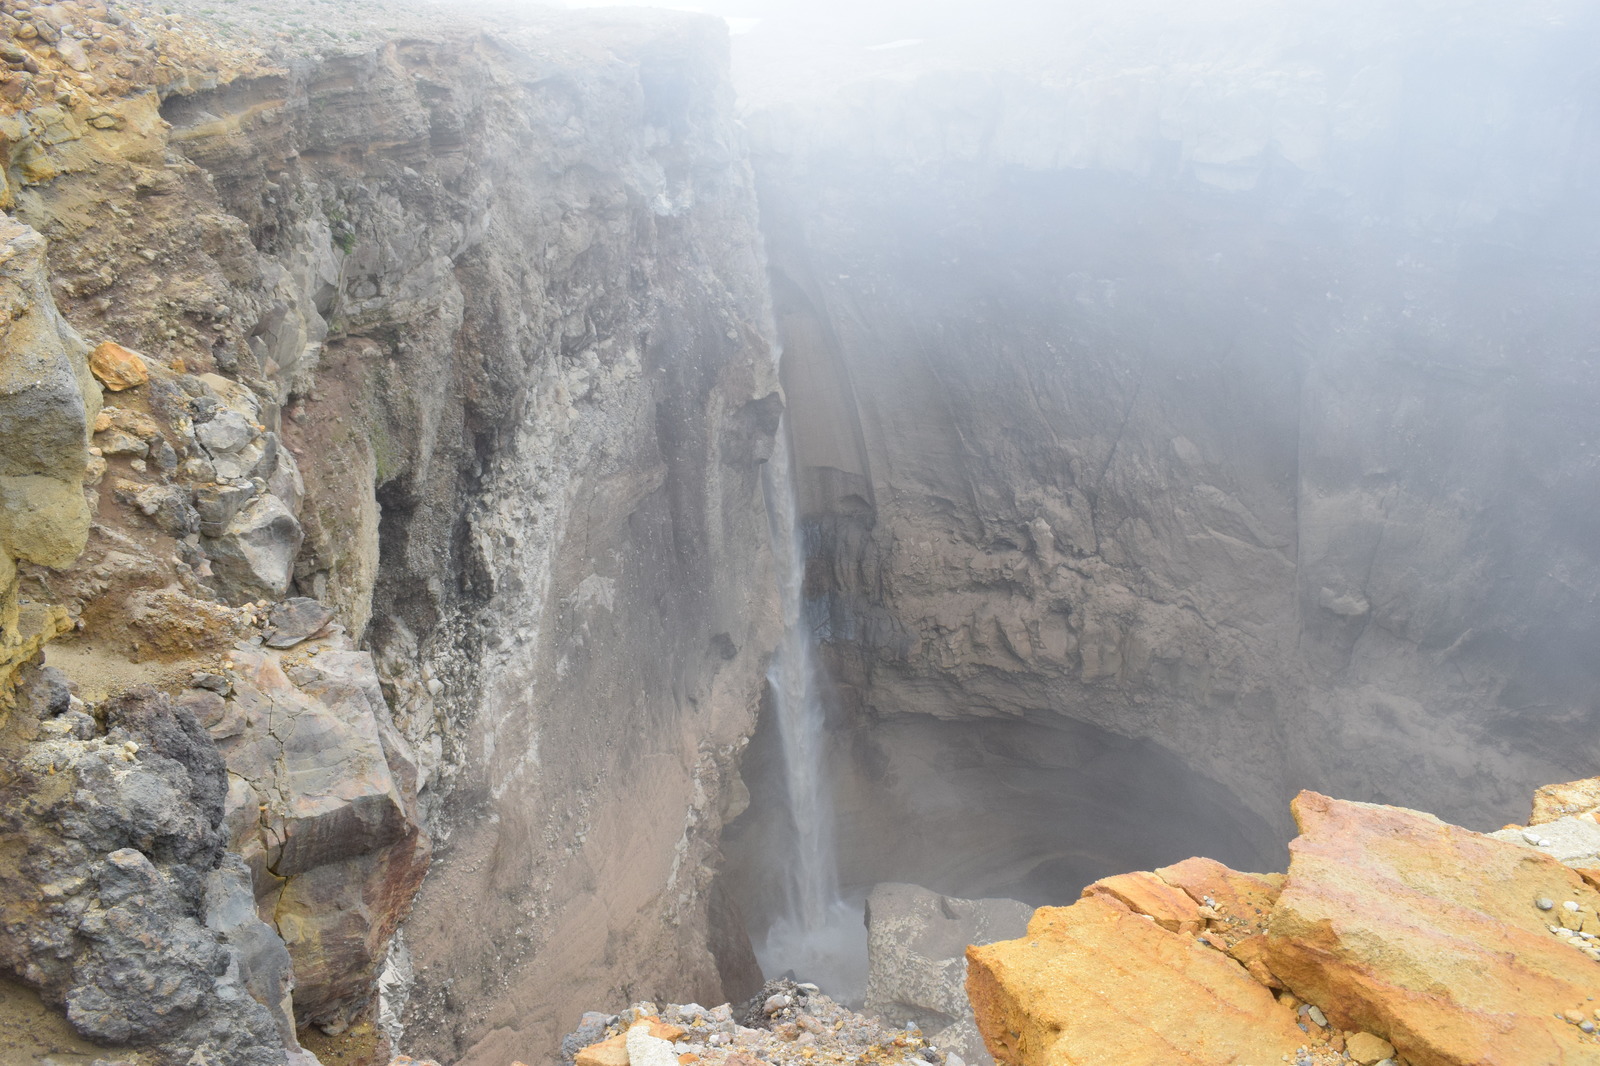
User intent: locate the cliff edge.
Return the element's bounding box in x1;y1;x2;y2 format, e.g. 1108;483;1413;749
968;780;1600;1066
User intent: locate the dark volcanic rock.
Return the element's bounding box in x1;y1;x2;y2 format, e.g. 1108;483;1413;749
0;666;294;1065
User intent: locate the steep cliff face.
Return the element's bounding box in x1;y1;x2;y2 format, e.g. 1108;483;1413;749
727;0;1600;924
1;2;779;1062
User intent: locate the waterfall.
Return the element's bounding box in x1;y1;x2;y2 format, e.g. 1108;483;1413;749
755;417;867;1001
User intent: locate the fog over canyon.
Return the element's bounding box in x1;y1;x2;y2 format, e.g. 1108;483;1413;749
0;0;1595;1064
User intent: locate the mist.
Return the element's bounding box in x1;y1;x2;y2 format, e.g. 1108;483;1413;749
3;0;1596;1061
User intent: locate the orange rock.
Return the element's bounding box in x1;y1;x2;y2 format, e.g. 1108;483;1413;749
966;894;1307;1066
1155;856;1283;925
1082;870;1204;934
88;340;148;391
1344;1032;1395;1064
678;1055;699;1065
1531;776;1600;825
575;1034;628;1066
1578;868;1600;893
575;1019;687;1066
1223;933;1283;990
1264;791;1600;1066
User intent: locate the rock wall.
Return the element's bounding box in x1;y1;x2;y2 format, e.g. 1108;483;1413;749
1;1;780;1062
727;0;1600;927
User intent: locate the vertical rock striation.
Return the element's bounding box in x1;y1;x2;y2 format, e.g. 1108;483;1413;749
2;1;780;1061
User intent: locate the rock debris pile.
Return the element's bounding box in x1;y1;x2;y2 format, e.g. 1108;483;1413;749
557;982;964;1066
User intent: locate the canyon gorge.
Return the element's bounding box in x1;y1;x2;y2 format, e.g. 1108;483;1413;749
0;0;1597;1064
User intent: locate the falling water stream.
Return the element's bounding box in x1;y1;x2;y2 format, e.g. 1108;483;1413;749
756;416;868;1002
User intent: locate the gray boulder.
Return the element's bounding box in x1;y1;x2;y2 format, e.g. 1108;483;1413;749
203;493;304;601
864;883;1033;1066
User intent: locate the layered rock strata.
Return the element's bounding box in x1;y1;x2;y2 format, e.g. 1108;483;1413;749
1;0;780;1061
728;0;1600;942
967;782;1600;1066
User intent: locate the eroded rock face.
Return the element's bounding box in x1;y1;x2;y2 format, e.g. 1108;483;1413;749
0;215;95;686
4;2;781;1060
732;0;1600;941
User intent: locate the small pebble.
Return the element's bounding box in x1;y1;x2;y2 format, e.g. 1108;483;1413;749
1306;1006;1326;1027
1536;898;1556;911
1564;901;1582;913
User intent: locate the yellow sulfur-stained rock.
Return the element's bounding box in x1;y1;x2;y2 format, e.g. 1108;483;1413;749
1154;857;1283;925
1264;791;1600;1066
1532;777;1600;825
88;340;149;391
1082;870;1204;934
966;894;1306;1066
1344;1032;1395;1065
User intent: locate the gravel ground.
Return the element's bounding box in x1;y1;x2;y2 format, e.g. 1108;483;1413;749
560;980;960;1066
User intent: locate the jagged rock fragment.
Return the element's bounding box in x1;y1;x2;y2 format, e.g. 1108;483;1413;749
212;639;428;1033
88;341;149;392
966;893;1307;1065
203;492;303;601
1264;791;1600;1066
1531;777;1600;825
264;596;336;647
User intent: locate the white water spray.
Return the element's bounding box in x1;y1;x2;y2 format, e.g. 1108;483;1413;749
756;417;866;1002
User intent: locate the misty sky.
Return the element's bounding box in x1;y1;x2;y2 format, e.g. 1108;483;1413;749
531;0;1599;113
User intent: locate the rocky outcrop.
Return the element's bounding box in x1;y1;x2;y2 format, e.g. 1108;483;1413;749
967;783;1600;1066
864;883;1031;1066
0;214;94;697
190;626;430;1037
1265;793;1600;1066
2;0;781;1061
562;990;953;1066
0;671;310;1064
